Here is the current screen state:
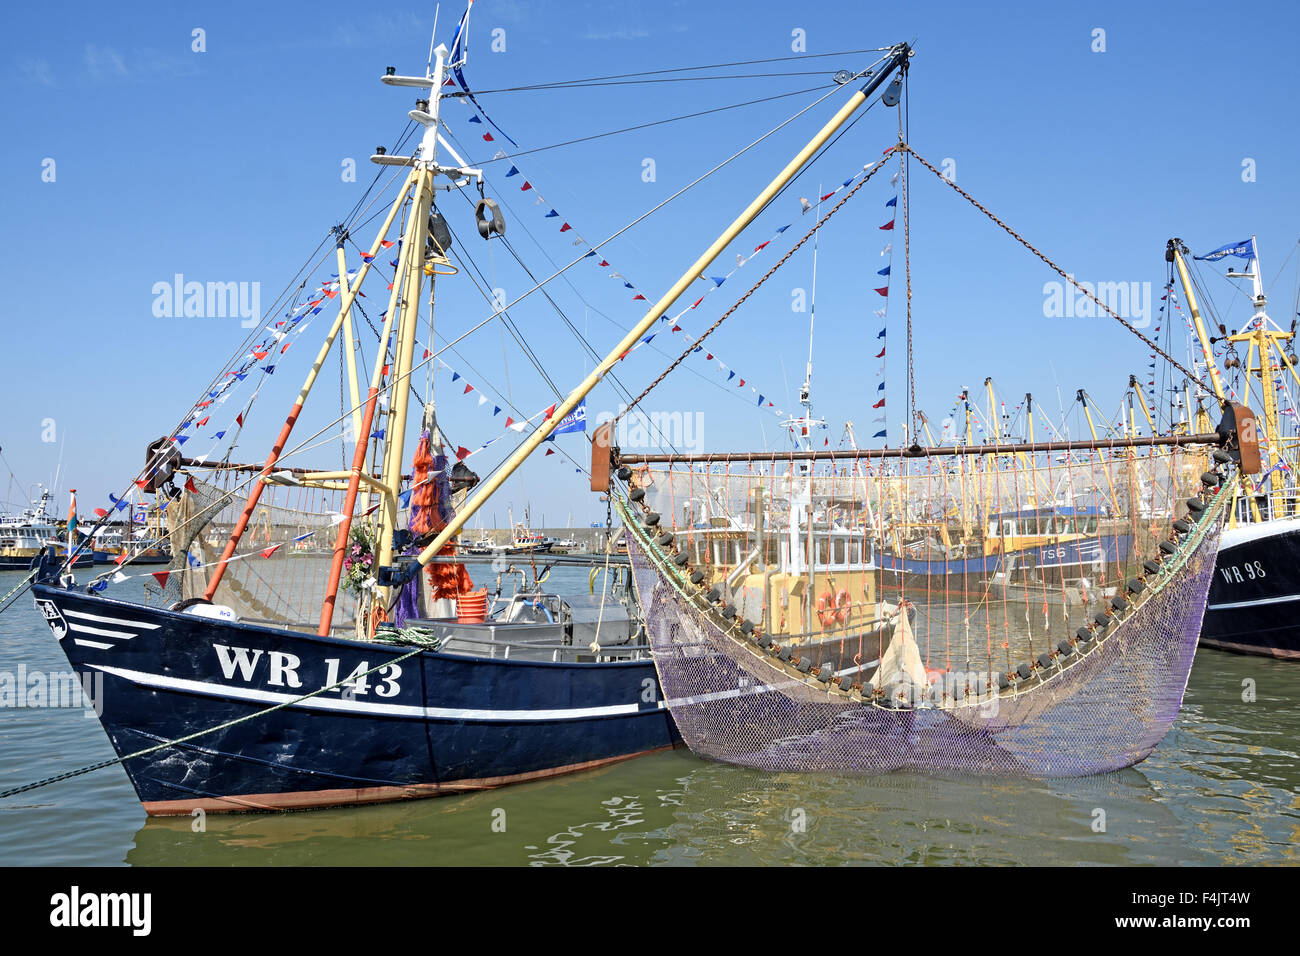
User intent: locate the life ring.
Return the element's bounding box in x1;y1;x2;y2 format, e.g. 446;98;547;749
816;591;838;629
834;588;853;625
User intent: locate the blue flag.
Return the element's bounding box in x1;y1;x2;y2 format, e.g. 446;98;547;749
1194;238;1256;262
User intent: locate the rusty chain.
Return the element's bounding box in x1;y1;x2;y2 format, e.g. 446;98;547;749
897;143;1219;400
613;159;890;428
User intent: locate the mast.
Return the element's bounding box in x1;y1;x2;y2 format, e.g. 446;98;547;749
411;43;916;573
1167;239;1227;404
781;185;827;472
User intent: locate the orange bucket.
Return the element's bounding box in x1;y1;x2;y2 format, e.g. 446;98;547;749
456;587;489;624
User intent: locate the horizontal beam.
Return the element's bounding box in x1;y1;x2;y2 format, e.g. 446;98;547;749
617;432;1227;465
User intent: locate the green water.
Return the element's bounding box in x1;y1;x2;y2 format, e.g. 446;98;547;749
1;567;1296;866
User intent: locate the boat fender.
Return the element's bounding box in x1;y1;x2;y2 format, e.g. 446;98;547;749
1158;541;1179;555
758;634;773;649
1057;640;1075;657
1211;449;1232;464
689;570;706;585
182;603;238;622
740;620;755;636
721;603;738;620
1185;498;1207;514
1037;652;1054;670
997;673;1011;691
706;586;722;603
1126;578;1145;595
796;657;812;673
672;550;690;567
616;466;633;481
1110;594;1128;612
1093;612;1111;629
1200;471;1222;489
1075;627;1093;644
474;197;506;239
654;532;674;548
838;675;854;692
642;512;661;527
778;646;793;662
1172;519;1193;535
1016;663;1033;680
629;488;646;503
817;663;834;683
1143;560;1162;575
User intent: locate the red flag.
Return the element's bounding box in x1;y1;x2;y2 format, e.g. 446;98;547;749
422;349;431;359
184;476;198;494
879;219;895;231
134;479;148;489
559;223;572;232
705;354;713;361
738;379;745;387
463;383;474;394
504;417;515;429
261;544;281;559
544;448;555;456
196;416;209;427
380;240;395;249
94;508;108;518
482;132;494;142
691;297;704;308
114;554;127;565
544;404;557;420
456;446;471;461
236;412;244;427
632;294;646;301
197;400;212;408
598;260;609;267
151;571;170;588
873;398;886;409
875;347;885;358
874;287;889;296
521;181;532;191
281;341;291;354
253;350;269;360
671;324;681;332
754;241;770;252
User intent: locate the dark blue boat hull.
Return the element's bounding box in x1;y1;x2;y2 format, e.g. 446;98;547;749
32;582;678;814
1199;518;1300;659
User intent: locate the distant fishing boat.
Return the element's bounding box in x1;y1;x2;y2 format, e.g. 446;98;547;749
1166;238;1300;659
0;490;91;570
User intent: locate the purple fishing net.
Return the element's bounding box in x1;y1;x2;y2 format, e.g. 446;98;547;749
625;496;1224;777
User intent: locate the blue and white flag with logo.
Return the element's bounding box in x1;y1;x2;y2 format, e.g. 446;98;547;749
1193;238;1256;262
545;400;587;439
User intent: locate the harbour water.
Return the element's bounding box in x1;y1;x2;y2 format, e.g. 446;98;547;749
0;565;1295;866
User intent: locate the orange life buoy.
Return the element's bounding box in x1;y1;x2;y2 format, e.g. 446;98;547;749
816;592;837;629
834;588;853;625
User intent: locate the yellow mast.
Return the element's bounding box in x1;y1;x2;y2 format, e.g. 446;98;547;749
412;44;916;571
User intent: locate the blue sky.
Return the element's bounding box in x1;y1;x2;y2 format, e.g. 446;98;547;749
2;0;1297;526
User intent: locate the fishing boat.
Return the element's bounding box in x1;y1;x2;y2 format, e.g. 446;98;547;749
1166;238;1300;659
1;490;92;570
28;11;677;814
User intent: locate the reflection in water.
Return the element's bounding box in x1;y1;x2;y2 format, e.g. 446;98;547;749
120;650;1299;867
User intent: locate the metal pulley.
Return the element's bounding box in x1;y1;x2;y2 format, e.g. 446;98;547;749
475;197;506;239
881;75;902;107
426;209;453;256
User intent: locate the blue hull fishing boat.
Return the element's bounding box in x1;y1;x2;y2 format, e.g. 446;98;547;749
32;570;673;813
21;7;679;815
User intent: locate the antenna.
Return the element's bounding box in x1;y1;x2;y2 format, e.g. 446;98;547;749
427;4;440;76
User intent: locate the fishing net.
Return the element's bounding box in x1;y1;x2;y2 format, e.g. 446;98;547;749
621;444;1231;776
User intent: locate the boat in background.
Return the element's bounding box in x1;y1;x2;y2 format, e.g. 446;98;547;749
1168;237;1300;659
1;490;92;570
